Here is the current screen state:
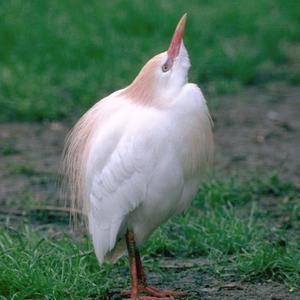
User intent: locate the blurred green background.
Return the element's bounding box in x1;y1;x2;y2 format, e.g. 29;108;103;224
1;0;299;121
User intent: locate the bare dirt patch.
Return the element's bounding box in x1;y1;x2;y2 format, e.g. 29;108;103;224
108;265;300;300
214;82;300;183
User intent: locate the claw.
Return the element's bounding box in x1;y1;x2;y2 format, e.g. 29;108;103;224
123;296;174;300
122;284;186;299
144;285;186;297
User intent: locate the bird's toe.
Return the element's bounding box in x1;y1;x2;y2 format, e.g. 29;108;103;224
144;285;186;297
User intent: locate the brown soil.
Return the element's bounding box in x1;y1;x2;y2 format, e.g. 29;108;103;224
0;82;299;299
214;82;300;184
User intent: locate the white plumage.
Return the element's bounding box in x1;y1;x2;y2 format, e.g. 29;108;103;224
86;82;213;263
63;14;213;299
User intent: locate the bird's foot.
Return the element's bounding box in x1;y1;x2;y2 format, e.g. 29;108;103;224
122;284;186;299
142;285;186;297
123;296;173;300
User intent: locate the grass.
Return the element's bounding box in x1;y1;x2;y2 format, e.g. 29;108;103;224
0;142;19;156
1;174;299;299
0;0;299;121
0;227;117;299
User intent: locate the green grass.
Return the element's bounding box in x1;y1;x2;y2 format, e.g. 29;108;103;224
0;0;299;121
0;141;19;156
1;175;299;299
0;227;119;299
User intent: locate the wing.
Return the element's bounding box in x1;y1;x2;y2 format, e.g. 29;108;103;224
86;107;159;263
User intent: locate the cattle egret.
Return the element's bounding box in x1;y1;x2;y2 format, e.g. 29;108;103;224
63;14;214;300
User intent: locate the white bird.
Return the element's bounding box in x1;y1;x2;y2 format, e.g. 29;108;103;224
63;14;213;300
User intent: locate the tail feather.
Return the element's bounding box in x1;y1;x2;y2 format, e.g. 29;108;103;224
89;214;126;263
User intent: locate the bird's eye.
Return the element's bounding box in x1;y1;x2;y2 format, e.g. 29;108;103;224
162;63;170;72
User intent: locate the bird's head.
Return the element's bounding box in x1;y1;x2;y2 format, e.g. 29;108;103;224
123;14;190;105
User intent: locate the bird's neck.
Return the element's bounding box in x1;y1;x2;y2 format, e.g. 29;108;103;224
122;79;159;106
120;58;163;107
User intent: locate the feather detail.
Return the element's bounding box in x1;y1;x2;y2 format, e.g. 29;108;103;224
120;53;164;107
61;94;123;225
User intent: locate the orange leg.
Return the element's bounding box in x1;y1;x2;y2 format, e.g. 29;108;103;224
122;230;186;300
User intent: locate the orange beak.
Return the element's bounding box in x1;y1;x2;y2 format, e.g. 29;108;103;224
163;14;187;71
